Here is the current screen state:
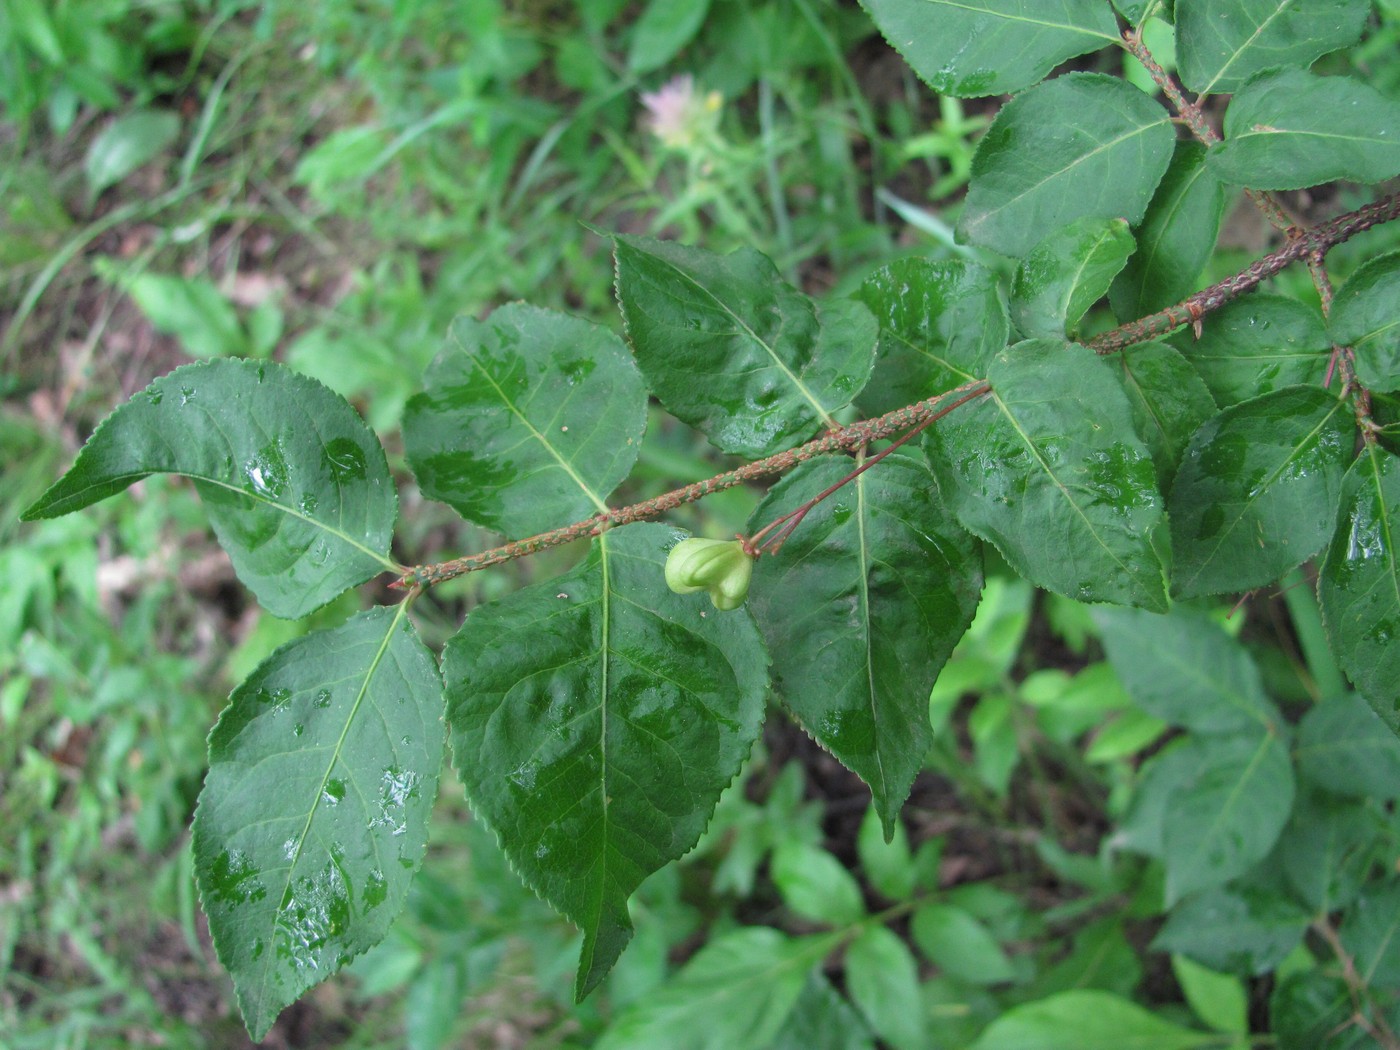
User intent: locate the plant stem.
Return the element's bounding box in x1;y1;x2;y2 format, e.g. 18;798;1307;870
1279;568;1348;701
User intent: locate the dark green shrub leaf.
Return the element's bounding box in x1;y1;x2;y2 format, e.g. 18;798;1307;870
613;235;875;458
627;0;711;73
845;926;924;1050
403;304;646;535
968;990;1216;1050
594;927;834;1050
22;360;397;619
768;974;876;1050
1320;445;1400;732
1011;217;1135;339
1111;142;1232;318
1031;919;1141;998
1176;0;1370;95
771;842;866;926
1152;887;1309;976
1331;251;1400;394
1279;789;1384;912
1340;881;1400;986
442;523;768;998
854;257;1007;417
1109;342;1216;482
912;903;1016;986
927;340;1169;610
1210;70;1400;190
1172;295;1330;408
1094;606;1280;734
855;0;1118;97
1169;386;1353;599
1271;970;1385;1050
1297;693;1400;798
193;606;445;1040
748;455;982;835
959;74;1175;258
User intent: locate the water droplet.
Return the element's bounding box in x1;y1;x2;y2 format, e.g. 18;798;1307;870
283;838;298;861
364;870;387;909
323;438;368;484
257;364;266;383
207;849;266;904
313;690;332;709
299;492;320;515
508;762;538;791
146;388;164;406
293;722;305;737
322;779;346;806
244;441;290;499
179;386;195;405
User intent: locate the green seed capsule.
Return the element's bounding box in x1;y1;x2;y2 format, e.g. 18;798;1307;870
664;537;754;610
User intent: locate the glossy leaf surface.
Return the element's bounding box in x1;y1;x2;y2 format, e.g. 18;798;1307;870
613;235;875;457
22;359;396;619
969;990;1216;1050
193;606;445;1040
1110;341;1216;482
748;455;983;834
1173;296;1330;408
959;74;1175;258
855;257;1007;417
927;340;1168;610
1111;143;1231;319
1011;217;1134;339
856;0;1117;97
442;523;768;998
1176;0;1370;95
1210;70;1400;190
403;304;646;535
1331;252;1400;394
1320;446;1400;732
1169;386;1352;599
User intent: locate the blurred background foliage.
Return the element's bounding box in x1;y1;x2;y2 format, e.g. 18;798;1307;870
4;1;1400;1047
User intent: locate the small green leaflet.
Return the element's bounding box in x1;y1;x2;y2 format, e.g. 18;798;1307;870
1010;217;1135;340
193;605;445;1040
926;340;1169;611
968;990;1217;1050
856;0;1118;97
403;304;647;535
1169;386;1353;599
613;235;876;458
844;925;923;1050
1210;70;1400;191
959;74;1175;258
1331;252;1400;394
442;523;768;998
22;359;397;619
748;455;982;837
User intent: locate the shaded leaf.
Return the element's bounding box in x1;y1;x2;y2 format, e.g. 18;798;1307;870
442;523;768;998
22;360;397;619
1210;70;1400;190
968;990;1215;1050
926;340;1168;610
766;974;876;1050
856;0;1118;98
959;73;1175;258
845;926;924;1050
1297;693;1400;798
1279;789;1384;912
193;606;445;1040
613;235;875;458
122;272;246;359
84;109;180;200
748;455;982;834
1110;341;1216;482
1011;217;1135;340
1169;386;1353;599
1331;251;1400;395
1173;295;1330;408
628;0;711;73
1272;970;1388;1050
1176;0;1370;95
1339;881;1400;987
855;257;1007;417
403;304;647;536
912;903;1016;985
1153;886;1309;976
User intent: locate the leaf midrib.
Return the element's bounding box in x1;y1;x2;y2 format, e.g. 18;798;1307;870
925;0;1118;42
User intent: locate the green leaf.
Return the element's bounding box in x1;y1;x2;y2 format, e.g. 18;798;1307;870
770;842;866;926
613;235;876;458
1172;955;1248;1035
442;523;769;998
1320;445;1400;732
1297;693;1400;798
21;360;397;619
844;926;924;1050
1210;70;1400;190
123;272;247;358
1339;880;1400;986
193;606;445;1040
855;0;1118;98
959;74;1175;258
628;0;711;72
1153;887;1309;976
1011;218;1135;340
1176;0;1371;95
856;804;915;902
854;258;1007;417
1169;387;1353;599
1331;251;1400;394
1110;342;1216;482
926;340;1169;610
403;304;647;535
1271;970;1383;1050
84;109;180;201
1111;142;1232;319
1172;295;1330;408
748;455;982;834
766;974;876;1050
1093;606;1279;734
1031;919;1141;998
912;903;1017;985
968;990;1216;1050
594;927;831;1050
1278;789;1382;912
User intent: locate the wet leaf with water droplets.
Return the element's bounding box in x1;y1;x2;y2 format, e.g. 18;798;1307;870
442;523;768;999
1331;252;1400;395
1010;217;1135;340
193;606;445;1040
21;360;397;618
